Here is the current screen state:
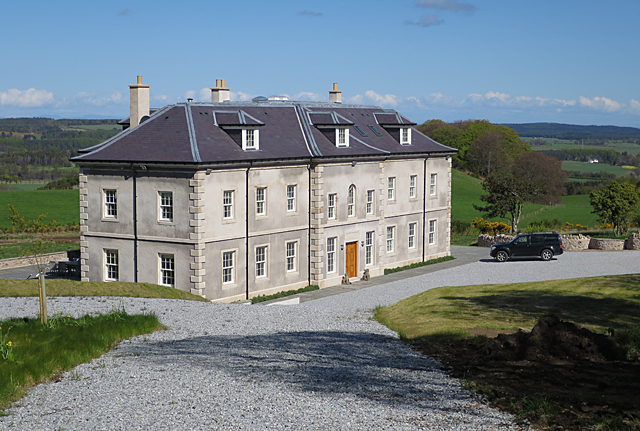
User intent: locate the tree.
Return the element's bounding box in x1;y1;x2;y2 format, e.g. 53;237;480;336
589;181;640;236
474;152;567;232
466;131;509;177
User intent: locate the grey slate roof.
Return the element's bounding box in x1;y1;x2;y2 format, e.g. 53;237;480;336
73;101;455;165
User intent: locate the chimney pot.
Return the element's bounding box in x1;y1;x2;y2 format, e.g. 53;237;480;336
329;82;342;104
211;78;230;103
129;75;150;128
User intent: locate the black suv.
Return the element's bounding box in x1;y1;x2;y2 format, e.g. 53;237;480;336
490;232;563;262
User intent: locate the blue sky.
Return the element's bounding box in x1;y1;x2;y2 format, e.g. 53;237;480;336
1;0;639;127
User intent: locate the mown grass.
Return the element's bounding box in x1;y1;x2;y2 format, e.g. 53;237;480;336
561;160;634;177
0;309;163;409
251;285;319;304
374;274;640;341
0;190;79;230
0;279;210;302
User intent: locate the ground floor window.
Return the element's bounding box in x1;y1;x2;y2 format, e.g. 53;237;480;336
327;237;336;273
256;246;267;278
429;219;437;245
104;249;119;281
159;254;175;287
409;222;417;249
223;251;235;284
286;241;297;272
386;226;395;253
365;231;374;265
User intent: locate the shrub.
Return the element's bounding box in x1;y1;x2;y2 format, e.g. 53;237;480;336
452;220;472;234
472;217;512;235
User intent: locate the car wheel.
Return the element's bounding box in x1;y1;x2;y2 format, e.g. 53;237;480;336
541;249;553;261
495;250;508;262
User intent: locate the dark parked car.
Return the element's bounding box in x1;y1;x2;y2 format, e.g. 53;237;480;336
490;232;563;262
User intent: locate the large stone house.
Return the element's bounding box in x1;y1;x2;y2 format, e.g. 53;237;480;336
73;77;456;302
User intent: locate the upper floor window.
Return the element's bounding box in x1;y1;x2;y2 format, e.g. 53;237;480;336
366;190;374;215
287;185;297;212
159;191;173;222
103;189;117;219
242;129;259;151
328;193;337;220
256;187;267;216
347;185;356;217
387;177;396;201
223;190;234;219
336;128;349;148
400;127;411;145
409;175;417;199
159;254;175;287
430;173;437;196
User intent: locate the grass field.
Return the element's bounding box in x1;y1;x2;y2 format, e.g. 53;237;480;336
527;138;640;155
562;160;634;176
0;190;79;229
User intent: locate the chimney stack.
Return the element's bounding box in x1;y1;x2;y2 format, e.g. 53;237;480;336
329;82;342;103
129;75;150;128
211;79;230;103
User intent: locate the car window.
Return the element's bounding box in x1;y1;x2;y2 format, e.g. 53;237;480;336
516;236;528;244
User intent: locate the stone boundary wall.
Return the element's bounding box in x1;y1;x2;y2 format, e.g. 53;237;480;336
478;233;639;251
0;251;76;271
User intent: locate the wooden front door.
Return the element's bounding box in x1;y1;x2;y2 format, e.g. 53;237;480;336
346;242;358;278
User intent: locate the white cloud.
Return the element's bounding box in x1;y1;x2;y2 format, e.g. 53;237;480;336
294;91;324;101
0;88;54;107
231;91;255;102
347;90;400;107
630;99;640;112
405;14;444;27
579;96;621;112
415;0;476;13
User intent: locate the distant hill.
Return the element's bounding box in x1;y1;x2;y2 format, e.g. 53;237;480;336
499;123;640;140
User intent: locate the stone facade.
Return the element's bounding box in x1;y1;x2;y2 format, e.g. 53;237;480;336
624;233;640;250
560;234;590;251
589;238;625;251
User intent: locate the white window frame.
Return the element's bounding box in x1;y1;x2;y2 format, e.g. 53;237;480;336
255;245;267;278
242;128;259;151
159;254;175;287
327;237;336;273
256;187;267;216
347;185;356;217
222;250;235;284
366;190;374;215
287;184;297;212
365;231;374;266
429;219;437;245
386;226;395;253
430;173;437;196
223;190;234;220
286;241;297;272
409;175;417;199
409;222;417;249
103;189;118;220
104;249;119;281
328;193;337;220
158;191;174;222
400;127;411;145
336;128;349;148
387;177;396;201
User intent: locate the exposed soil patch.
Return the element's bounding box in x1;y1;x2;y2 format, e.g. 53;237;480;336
413;315;640;430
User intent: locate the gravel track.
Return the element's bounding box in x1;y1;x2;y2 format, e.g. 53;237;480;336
1;250;637;430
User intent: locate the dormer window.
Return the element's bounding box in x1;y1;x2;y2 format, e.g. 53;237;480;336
336;128;349;148
400;127;411;145
243;129;259;150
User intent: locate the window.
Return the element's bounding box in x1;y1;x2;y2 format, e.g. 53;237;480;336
103;189;117;219
366;190;374;215
386;226;395;253
387;177;396;201
256;187;267;216
242;129;259;150
328;193;337;220
222;251;235;284
429;219;437;245
256;246;267;278
368;125;382;137
409;222;417;249
223;190;234;219
159;191;173;222
336;128;349;147
347;185;356;217
365;231;374;265
430;173;437;196
287;185;297;212
327;237;336;273
104;249;119;281
409;175;417;199
354;125;367;137
159;254;175;287
400;127;411;145
286;241;297;272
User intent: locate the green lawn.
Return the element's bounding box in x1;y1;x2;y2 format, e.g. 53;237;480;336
0;190;79;229
0;242;80;260
562;160;634;176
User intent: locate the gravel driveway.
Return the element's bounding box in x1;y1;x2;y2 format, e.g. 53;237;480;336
1;250;637;430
